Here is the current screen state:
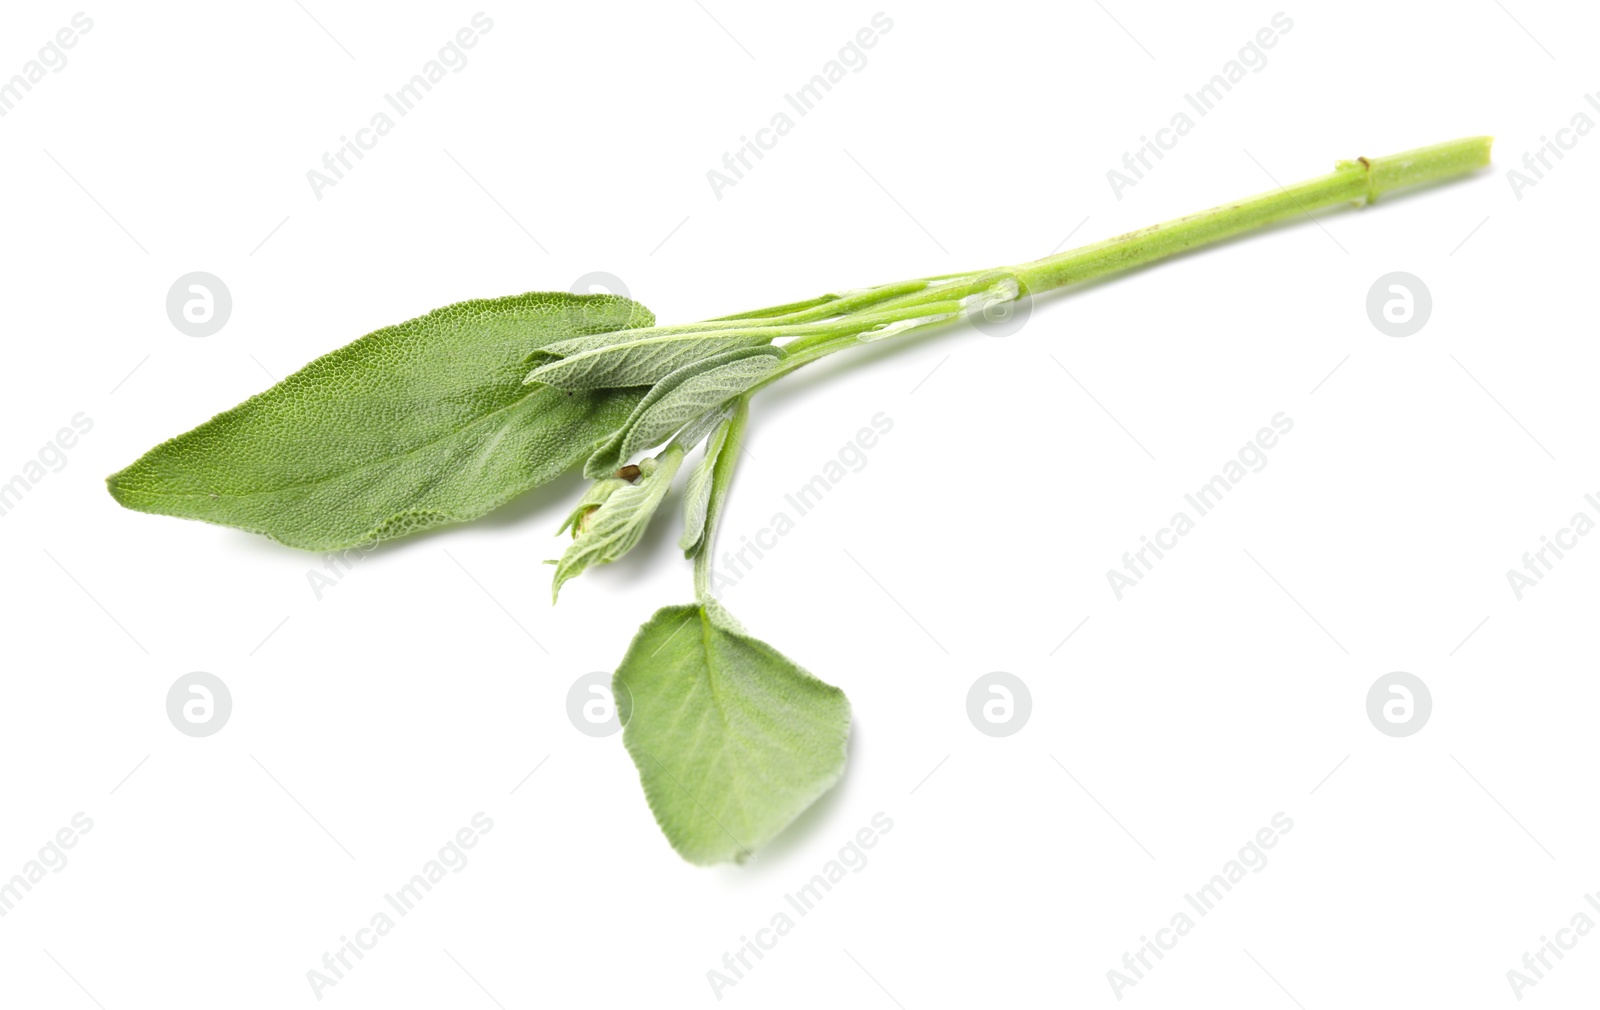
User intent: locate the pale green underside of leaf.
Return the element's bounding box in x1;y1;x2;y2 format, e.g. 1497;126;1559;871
551;447;682;601
615;601;851;865
557;476;629;537
524;333;775;390
107;292;654;551
679;414;732;555
586;347;780;478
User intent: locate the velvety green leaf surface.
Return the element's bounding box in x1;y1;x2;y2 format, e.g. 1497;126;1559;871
557;475;630;538
550;447;682;601
679;413;732;556
107;292;652;550
614;600;851;865
524;333;774;390
585;347;780;477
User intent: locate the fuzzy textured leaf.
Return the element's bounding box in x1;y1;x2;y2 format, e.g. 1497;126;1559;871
679;414;732;556
557;475;630;537
524;333;775;390
614;600;851;865
551;447;682;600
107;292;653;550
585;347;780;477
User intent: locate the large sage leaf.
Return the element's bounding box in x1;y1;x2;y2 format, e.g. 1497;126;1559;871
107;292;652;550
585;347;780;478
614;600;851;865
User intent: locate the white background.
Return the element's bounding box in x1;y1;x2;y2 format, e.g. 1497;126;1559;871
1;1;1596;1006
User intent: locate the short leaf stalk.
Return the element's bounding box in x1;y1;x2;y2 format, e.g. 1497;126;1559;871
107;137;1492;866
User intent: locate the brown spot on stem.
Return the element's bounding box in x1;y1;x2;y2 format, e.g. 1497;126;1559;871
616;465;642;482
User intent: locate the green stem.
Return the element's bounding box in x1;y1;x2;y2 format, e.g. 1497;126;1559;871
1012;137;1493;294
680;138;1492;597
711;279;943;324
726;136;1493;377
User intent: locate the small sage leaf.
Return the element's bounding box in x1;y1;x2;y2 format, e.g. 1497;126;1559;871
671;402;735;454
108;292;653;551
524;333;775;390
551;446;684;600
522;320;752;363
557;475;631;538
614;599;851;865
585;347;780;478
679;413;733;555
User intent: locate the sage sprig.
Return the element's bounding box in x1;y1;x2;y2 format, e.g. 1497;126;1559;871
108;137;1493;864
